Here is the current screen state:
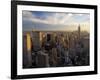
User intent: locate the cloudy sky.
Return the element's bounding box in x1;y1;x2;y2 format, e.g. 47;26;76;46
22;11;90;32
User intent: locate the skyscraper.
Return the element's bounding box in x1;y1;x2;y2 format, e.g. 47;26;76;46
78;24;81;40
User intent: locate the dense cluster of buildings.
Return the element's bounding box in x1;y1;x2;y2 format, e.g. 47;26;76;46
23;25;90;68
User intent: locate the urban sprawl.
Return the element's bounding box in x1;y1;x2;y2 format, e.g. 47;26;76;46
23;25;89;68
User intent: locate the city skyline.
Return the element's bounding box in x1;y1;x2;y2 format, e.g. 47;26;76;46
22;11;90;32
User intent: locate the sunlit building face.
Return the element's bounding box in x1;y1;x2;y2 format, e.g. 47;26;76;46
26;33;31;51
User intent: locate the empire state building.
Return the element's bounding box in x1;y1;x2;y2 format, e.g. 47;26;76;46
78;24;81;40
